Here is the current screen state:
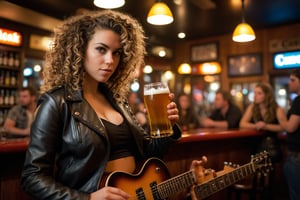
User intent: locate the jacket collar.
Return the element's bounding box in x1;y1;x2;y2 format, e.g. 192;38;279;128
64;86;83;102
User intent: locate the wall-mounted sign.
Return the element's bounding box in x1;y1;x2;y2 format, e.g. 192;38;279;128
273;51;300;69
190;42;218;62
0;28;22;46
269;37;300;53
30;34;53;51
227;53;262;77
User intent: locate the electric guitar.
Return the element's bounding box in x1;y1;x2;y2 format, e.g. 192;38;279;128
191;151;272;200
98;151;272;200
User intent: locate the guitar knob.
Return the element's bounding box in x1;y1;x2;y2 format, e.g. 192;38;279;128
155;167;161;173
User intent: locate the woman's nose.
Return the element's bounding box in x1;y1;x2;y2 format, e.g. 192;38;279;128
104;52;114;64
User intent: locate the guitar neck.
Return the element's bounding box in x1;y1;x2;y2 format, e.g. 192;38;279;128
157;170;196;199
193;162;255;199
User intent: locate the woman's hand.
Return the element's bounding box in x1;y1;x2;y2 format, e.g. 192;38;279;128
90;187;130;200
190;156;217;200
190;156;208;171
255;121;266;130
167;93;179;124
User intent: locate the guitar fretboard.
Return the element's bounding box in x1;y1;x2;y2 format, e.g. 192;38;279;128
194;163;254;199
157;170;195;199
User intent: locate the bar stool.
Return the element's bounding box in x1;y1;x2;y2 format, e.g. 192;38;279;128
227;171;270;200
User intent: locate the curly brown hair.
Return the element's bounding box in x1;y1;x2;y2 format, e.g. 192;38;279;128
41;10;145;101
252;82;278;123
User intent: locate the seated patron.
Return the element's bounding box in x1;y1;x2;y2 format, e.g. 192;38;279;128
200;90;242;128
3;87;37;137
239;82;286;162
177;93;201;131
239;82;286;199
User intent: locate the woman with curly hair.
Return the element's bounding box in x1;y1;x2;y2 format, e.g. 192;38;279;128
21;10;182;200
240;82;286;162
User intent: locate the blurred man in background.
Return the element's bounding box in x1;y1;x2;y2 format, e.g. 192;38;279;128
4;87;38;137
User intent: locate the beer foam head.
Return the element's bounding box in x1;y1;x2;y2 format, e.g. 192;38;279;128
144;86;169;95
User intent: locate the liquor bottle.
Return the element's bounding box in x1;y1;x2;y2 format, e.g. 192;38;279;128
8;52;14;67
2;51;8;66
10;71;17;86
9;90;15;105
0;89;4;105
0;70;4;85
14;53;20;68
4;90;9;105
0;110;3;126
4;71;10;86
0;50;3;65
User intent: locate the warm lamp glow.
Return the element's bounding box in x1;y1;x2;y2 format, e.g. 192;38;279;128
232;22;256;42
196;62;221;75
143;65;153;74
147;2;174;25
93;0;125;9
232;0;255;43
178;63;192;74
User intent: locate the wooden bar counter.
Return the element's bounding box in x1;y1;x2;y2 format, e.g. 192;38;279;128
0;136;31;200
0;129;288;200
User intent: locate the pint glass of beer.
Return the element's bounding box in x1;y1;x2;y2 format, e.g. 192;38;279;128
144;82;173;138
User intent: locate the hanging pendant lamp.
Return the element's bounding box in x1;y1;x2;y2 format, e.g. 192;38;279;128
147;1;174;25
232;0;255;42
93;0;125;9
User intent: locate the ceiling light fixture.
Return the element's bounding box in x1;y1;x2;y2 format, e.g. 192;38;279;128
178;63;192;74
93;0;125;9
147;1;174;25
232;0;255;42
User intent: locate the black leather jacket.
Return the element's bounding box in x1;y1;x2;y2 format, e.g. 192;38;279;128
21;85;181;200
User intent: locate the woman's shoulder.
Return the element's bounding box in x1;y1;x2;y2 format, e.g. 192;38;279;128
43;85;65;95
38;86;66;104
245;102;255;110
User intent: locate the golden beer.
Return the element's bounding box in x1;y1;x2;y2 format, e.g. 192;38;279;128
144;82;173;138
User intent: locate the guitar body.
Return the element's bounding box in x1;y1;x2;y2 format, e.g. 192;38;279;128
99;157;171;200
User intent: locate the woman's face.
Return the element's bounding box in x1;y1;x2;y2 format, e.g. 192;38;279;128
254;86;265;104
289;74;300;94
84;28;122;83
179;95;190;110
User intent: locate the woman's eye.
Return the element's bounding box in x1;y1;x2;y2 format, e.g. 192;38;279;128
113;50;122;56
96;47;106;54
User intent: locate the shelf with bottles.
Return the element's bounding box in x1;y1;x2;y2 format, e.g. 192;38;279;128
0;88;16;126
0;49;21;69
0;89;17;107
0;47;22;88
0;70;18;88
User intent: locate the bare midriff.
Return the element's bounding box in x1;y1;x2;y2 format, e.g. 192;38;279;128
105;156;136;173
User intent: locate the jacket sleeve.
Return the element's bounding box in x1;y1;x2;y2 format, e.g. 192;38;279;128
21;93;90;200
144;123;181;158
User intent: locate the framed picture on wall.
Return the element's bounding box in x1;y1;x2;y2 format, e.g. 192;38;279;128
227;53;262;76
190;42;218;62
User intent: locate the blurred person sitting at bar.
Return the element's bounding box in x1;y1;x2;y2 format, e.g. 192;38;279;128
200;90;242;128
3;87;37;137
178;93;201;131
239;82;285;163
239;82;286;200
278;69;300;200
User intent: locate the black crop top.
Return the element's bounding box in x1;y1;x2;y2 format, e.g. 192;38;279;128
101;119;134;160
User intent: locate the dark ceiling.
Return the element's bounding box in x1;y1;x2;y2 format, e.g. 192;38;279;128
4;0;300;48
